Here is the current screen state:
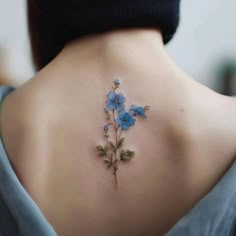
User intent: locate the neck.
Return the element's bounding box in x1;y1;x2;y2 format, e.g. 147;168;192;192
37;28;199;95
62;28;165;58
49;28;181;79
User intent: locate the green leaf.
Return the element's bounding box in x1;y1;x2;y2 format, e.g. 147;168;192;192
104;158;113;168
126;150;135;158
109;141;116;152
120;149;126;159
117;137;125;150
96;145;104;152
120;149;135;161
96;145;106;157
120;155;132;161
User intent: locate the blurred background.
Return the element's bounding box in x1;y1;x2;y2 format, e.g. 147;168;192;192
0;0;235;95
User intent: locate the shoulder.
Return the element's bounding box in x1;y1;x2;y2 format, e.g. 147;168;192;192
0;79;45;128
0;81;41;159
197;92;236;163
223;95;236;121
221;95;236;161
0;79;55;154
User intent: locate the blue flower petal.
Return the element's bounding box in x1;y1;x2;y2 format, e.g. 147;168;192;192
106;100;116;110
136;107;146;117
114;79;121;85
117;103;125;111
122;124;129;130
117;93;126;103
116;111;136;130
106;91;126;111
129;104;146;117
104;125;109;132
107;91;116;100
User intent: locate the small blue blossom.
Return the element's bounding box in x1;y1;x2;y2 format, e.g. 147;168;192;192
106;91;126;111
116;111;136;130
104;124;109;132
114;79;121;85
104;107;110;113
129;105;147;118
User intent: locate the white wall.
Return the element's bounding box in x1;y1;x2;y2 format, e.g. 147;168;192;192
0;0;33;84
166;0;236;91
0;0;236;89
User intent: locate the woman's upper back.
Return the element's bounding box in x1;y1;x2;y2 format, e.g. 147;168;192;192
1;31;236;235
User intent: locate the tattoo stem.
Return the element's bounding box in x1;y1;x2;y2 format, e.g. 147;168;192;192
112;109;119;189
118;129;122;141
112;110;117;131
113;171;118;190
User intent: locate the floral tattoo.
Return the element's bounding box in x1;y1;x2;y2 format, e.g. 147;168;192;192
96;79;150;189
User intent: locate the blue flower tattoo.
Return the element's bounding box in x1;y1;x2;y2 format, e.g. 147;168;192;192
129;104;147;118
116;111;136;130
114;79;121;85
96;78;150;189
106;91;126;111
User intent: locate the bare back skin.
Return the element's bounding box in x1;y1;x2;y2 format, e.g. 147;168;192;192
1;29;236;236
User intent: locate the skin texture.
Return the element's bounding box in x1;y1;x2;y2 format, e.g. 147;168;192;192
0;28;236;235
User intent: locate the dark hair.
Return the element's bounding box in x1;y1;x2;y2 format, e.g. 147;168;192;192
27;0;180;71
27;0;64;71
